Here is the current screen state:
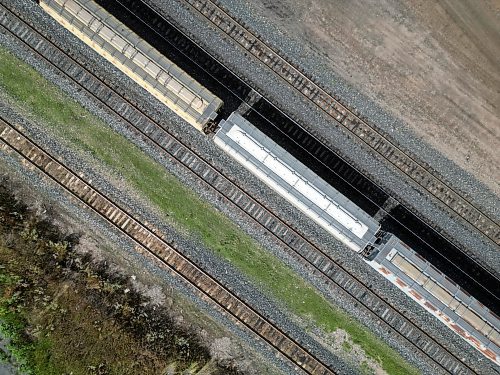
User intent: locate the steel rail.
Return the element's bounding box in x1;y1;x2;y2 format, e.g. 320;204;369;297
0;116;339;375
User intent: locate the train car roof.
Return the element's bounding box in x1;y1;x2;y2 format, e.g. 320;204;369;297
372;235;500;354
215;112;381;250
41;0;222;130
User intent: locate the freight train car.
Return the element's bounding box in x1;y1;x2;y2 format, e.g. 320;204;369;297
40;0;223;131
364;234;500;365
214;112;380;252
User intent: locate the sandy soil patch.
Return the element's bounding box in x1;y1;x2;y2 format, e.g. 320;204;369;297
255;0;500;195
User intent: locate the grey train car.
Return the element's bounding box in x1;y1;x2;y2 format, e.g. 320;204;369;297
214;112;380;252
41;0;223;131
364;234;500;365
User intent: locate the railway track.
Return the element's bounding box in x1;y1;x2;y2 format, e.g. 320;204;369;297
0;4;482;374
179;0;500;247
0;117;338;375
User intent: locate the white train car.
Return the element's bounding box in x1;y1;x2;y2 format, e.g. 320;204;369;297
40;0;223;131
214;112;380;252
364;234;500;365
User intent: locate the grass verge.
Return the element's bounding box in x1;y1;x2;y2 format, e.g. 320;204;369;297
0;185;239;375
0;46;419;374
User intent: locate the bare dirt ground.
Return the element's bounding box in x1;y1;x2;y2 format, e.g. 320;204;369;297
256;0;500;195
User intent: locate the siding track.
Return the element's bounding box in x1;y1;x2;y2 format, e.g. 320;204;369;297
0;4;481;374
180;0;500;247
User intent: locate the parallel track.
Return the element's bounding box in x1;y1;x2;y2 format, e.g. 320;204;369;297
180;0;500;247
0;4;480;374
0;117;338;375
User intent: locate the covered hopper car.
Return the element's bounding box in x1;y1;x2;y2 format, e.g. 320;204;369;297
40;0;223;131
215;112;381;252
364;234;500;364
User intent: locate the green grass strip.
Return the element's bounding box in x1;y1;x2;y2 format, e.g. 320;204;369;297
0;46;419;375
